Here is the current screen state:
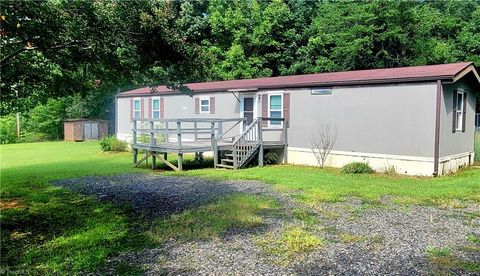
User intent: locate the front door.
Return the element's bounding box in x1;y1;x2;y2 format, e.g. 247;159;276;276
242;97;255;127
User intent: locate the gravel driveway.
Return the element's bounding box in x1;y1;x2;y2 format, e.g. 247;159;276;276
53;174;480;275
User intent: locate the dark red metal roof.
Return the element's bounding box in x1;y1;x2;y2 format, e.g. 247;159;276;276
119;62;476;96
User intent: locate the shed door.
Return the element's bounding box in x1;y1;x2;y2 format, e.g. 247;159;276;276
84;123;92;139
91;123;99;139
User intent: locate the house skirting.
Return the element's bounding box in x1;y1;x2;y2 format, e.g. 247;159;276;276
288;147;475;176
287;147;436;176
438;151;475;175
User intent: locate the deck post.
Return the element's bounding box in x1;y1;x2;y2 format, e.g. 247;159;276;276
283;119;288;163
150;120;155;146
178;153;183;171
194;122;198;142
177;121;182;148
133;148;138;164
165;122;169;142
132;120;137;145
218;121;223;136
258;120;264;167
211;122;218;168
152;152;156;169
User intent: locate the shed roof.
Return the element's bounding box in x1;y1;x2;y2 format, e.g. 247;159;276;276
118;62;479;97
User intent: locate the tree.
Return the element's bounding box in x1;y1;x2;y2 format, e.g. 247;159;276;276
311;125;338;168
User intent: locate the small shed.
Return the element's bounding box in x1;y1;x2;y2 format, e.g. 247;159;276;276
64;119;108;141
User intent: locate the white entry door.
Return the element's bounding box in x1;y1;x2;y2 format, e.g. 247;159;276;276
240;95;257;130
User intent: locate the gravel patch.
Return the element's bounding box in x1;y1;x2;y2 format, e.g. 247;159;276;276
53;173;278;217
54;173;480;275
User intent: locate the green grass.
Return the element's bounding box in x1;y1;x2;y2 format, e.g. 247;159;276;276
0;141;269;273
339;233;365;243
426;246;480;273
2;141;480;273
168;165;480;206
150;194;279;243
0;141;150;274
256;226;323;265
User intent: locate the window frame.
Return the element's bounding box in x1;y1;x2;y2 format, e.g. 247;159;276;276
199;97;210;114
268;93;283;128
133;98;141;119
455;90;464;132
151;97;161;119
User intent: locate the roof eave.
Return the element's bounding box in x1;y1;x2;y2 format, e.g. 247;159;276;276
116;76;451;97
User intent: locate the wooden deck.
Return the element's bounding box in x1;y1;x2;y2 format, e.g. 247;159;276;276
131;117;287;171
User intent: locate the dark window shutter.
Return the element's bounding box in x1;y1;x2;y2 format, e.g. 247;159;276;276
195;98;199;114
452;89;457;133
148;98;152;119
210;97;215;114
262;94;268;127
141;99;145;118
283;93;290;128
160;98;165;119
462;93;467;132
130;99;133;122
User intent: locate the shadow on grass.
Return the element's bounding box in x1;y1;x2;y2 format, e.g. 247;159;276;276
0;186;154;274
2;166;279;274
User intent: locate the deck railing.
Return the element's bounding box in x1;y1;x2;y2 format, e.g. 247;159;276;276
231;118;262;169
132;117;246;148
131;116;288;170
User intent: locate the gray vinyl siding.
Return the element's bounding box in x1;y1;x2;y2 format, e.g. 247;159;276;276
287;83;437;157
117;82;444;158
439;79;478;157
116;92;241;137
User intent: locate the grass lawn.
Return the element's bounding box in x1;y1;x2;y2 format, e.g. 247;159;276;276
1;141;148;274
1;141;480;273
170;165;480;206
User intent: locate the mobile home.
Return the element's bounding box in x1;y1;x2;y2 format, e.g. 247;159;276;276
116;62;479;176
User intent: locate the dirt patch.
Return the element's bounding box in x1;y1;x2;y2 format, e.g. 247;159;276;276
0;198;24;210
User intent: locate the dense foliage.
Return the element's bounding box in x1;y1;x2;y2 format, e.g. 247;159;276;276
99;135;129;152
341;162;374;174
1;0;479;142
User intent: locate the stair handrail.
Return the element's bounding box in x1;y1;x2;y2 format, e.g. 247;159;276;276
232;118;261;145
231;118;262;168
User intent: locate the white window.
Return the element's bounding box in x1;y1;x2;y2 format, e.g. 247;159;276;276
200;97;210;113
152;98;160;119
133;99;141;118
269;94;282;126
456;91;464;131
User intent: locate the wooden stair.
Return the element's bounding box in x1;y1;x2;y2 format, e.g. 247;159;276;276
214;118;263;170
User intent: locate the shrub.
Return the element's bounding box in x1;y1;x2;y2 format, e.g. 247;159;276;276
341;162;374;174
26;99;66;140
19;132;49;143
264;152;279;165
100;136;128;152
0;115;18;144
